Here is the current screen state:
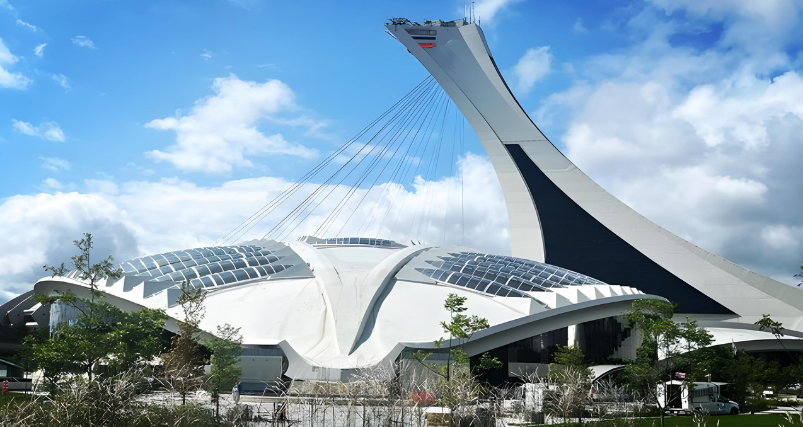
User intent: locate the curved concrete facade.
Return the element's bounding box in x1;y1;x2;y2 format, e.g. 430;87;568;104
2;237;657;381
385;19;803;331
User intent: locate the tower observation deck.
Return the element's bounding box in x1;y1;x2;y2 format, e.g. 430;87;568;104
386;17;803;328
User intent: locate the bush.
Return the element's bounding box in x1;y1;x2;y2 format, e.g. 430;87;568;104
743;397;777;413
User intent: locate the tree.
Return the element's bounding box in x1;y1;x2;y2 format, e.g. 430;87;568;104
545;345;593;424
205;323;243;419
412;293;501;427
162;281;207;405
28;233;169;385
27;293;169;386
623;299;713;427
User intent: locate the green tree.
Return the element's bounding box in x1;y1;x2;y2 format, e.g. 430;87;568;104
27;233;169;385
205;323;243;419
162;281;207;405
552;344;588;368
623;299;713;427
413;293;501;427
27;293;168;385
546;345;593;424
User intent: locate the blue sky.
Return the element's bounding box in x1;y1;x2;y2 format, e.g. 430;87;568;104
1;0;802;300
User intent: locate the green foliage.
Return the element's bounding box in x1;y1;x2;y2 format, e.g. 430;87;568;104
478;351;503;370
42;233;122;298
553;345;588;368
623;298;714;423
25;233;169;384
0;370;251;427
755;314;784;338
415;293;500;380
162;281;207;404
24;294;169;384
205;323;243;417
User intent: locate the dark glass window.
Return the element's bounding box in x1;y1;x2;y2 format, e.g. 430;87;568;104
182;270;198;280
220;260;235;271
200;276;215;287
195;265;211;277
219;272;236;284
211;275;225;286
233;269;249;282
233;259;247;269
486;283;502;295
244;267;258;278
208;263;223;274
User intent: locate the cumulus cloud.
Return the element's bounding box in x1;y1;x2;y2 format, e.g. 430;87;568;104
71;35;96;49
0;154;509;300
200;49;213;60
12;119;66;141
540;0;803;284
39;157;71;172
145;74;318;173
0;38;31;90
513;46;553;94
33;43;46;57
472;0;524;25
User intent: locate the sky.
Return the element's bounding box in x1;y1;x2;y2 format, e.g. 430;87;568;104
1;0;802;302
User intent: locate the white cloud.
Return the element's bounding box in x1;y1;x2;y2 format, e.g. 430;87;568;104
200;49;213;60
573;18;589;34
12;119;66;141
256;63;281;71
0;154;509;299
39;157;71;172
39;178;66;192
52;73;70;90
71;35;96;49
15;19;37;31
472;0;524;25
541;1;803;284
512;46;553;94
145;74;318;173
0;0;13;11
33;43;46;57
0;38;31;90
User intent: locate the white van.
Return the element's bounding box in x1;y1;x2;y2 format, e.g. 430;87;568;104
661;382;740;415
688;383;739;415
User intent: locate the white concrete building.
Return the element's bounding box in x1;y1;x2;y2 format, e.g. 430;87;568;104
3;16;801;388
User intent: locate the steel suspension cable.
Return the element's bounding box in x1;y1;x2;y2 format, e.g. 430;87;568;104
266;80;441;241
214;76;434;246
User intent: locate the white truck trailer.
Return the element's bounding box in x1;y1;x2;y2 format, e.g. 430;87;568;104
660;381;740;415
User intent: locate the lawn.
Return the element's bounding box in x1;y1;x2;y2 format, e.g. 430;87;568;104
0;392;33;407
541;414;797;426
632;414;794;426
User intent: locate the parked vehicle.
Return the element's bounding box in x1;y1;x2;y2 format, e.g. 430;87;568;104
661;381;739;415
689;383;739;415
